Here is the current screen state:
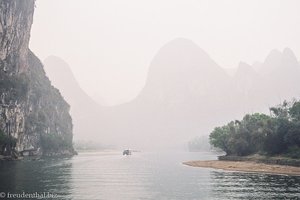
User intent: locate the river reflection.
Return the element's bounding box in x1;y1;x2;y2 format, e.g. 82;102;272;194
0;158;72;199
0;152;300;200
210;171;300;199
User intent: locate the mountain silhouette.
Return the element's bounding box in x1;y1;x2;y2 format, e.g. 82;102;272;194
100;38;239;149
260;48;300;101
44;56;103;141
43;39;300;150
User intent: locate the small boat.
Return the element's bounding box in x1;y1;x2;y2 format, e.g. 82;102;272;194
123;149;132;155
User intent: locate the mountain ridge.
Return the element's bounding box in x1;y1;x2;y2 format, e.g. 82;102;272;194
43;56;103;141
42;38;300;150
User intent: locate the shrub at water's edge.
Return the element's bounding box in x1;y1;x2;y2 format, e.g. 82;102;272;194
209;100;300;159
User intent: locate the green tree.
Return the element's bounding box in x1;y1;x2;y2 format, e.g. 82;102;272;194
209;125;232;155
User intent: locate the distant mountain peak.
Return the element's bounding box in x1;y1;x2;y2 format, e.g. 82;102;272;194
149;38;212;70
264;49;281;65
44;55;74;76
162;37;201;48
43;55;101;110
283;47;294;56
137;38;230;105
282;47;298;64
261;48;299;74
264;48;298;64
147;38;225;78
235;61;258;80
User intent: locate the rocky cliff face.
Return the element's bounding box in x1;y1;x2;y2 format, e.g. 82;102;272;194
0;0;74;157
0;0;34;74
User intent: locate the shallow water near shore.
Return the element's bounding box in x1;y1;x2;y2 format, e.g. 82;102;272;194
0;151;300;199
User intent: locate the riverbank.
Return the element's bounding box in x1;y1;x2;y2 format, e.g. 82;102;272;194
183;160;300;176
0;149;77;161
0;155;23;161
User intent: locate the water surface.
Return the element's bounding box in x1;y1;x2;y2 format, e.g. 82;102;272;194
0;151;300;199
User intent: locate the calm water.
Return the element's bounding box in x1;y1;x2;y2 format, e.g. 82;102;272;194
0;151;300;200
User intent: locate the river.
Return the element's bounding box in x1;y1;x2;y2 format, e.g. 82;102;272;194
0;151;299;199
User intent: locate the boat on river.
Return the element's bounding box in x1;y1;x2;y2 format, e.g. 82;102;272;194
123;149;132;155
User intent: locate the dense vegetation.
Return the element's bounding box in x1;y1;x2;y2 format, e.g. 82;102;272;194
40;134;73;154
209;100;300;158
0;129;17;155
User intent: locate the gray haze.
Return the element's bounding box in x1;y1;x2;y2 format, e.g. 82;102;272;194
44;38;300;150
30;0;300;150
30;0;300;105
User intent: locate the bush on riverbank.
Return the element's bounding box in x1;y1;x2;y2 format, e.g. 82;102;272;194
209;99;300;157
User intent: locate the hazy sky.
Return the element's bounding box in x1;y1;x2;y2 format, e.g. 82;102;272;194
30;0;300;105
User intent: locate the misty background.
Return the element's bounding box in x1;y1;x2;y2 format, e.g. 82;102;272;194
28;0;300;150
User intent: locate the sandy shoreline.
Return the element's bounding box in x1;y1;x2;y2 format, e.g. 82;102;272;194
183;160;300;176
